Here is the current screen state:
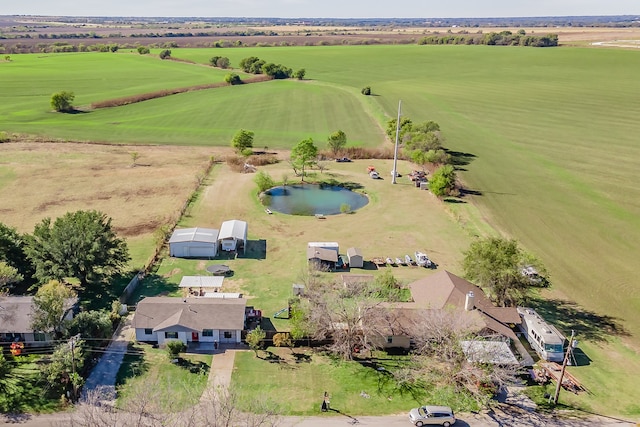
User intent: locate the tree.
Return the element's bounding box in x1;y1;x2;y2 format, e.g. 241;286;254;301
159;49;171;59
327;130;347;155
231;129;254;153
239;56;265;74
463;237;546;307
428;164;457;197
246;326;266;357
25;210;130;287
290;138;318;181
68;310;113;340
386;117;412;141
0;262;22;290
216;56;230;69
31;280;76;335
254;171;275;193
137;46;150;54
361;86;371;95
0;223;34;288
40;338;86;400
224;72;242;85
50;91;75;112
294;68;306;80
272;332;293;354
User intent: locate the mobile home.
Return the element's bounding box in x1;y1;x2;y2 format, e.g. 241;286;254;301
517;307;565;362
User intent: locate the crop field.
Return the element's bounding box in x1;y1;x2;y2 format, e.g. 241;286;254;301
2;44;640;418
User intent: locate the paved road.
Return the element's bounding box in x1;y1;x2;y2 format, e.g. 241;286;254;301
81;314;133;402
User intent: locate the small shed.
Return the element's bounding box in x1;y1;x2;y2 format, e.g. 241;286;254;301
218;220;248;254
169;228;219;258
308;242;339;254
346;247;364;268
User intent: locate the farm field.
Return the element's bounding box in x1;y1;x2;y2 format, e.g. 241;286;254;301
1;43;640;418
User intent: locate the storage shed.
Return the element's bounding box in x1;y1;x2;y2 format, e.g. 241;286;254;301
169;227;219;258
346;247;364;268
218;220;248;254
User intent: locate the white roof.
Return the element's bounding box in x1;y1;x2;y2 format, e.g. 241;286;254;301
169;227;219;244
218;220;247;240
460;340;519;365
203;292;242;299
308;242;339;247
179;276;224;288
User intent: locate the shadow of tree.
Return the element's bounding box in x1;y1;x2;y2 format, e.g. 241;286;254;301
80;270;134;311
175;357;210;374
128;273;179;303
115;343;148;387
445;149;477;166
529;298;629;342
243;239;267;260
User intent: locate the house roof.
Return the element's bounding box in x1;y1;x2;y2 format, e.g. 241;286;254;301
132;297;246;332
0;296;77;333
346;247;363;258
460;340;519;365
218;220;247;240
179;276;224;288
169;227;219;244
307;247;338;262
407;270;520;325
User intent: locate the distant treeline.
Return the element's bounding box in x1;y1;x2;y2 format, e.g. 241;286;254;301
418;31;559;47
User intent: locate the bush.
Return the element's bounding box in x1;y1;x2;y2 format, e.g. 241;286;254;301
0;131;9;143
224;73;242;85
254;171;275;193
50;91;75;112
361;86;372;95
137;46;150;55
340;203;352;214
159;49;171;59
166;340;186;359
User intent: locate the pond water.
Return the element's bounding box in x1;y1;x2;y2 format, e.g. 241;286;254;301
262;184;369;216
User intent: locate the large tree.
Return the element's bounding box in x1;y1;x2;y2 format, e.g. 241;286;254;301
0;222;34;286
0;262;22;290
31;280;77;336
50;91;75;112
231;129;254;153
290;138;318;181
463;237;546;307
428;164;457;197
327;130;347;155
25;210;130;287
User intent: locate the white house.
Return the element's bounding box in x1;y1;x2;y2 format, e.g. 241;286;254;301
0;296;76;347
133;297;246;345
169;227;219;258
218;220;248;254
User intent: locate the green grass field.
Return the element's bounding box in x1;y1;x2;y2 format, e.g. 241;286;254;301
3;44;640;418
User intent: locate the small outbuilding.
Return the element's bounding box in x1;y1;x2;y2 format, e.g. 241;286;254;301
218;220;248;254
346;247;364;268
169;227;219;258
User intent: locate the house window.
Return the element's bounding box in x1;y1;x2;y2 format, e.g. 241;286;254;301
144;328;153;335
165;332;178;339
202;329;214;337
34;332;47;342
386;336;393;344
223;331;232;339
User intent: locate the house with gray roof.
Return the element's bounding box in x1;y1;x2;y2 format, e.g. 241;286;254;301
0;296;76;347
133;297;246;346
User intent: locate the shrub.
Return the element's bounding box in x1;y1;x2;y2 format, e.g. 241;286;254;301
254;171;275;193
159;49;171;59
166;340;186;359
50;91;75;112
361;86;372;95
137;46;150;55
0;131;9;143
224;73;242;85
340;203;352;214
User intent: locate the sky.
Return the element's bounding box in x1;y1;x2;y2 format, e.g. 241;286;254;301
4;0;640;19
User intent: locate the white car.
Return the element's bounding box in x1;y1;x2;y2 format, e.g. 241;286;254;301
409;405;455;426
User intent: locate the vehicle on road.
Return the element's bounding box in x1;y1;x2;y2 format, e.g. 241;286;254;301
335;157;352;162
409;405;456;426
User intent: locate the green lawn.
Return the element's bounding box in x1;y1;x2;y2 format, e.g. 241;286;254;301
232;349;480;416
116;343;210;411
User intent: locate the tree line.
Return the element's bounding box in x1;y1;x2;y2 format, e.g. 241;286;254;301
418;30;559;47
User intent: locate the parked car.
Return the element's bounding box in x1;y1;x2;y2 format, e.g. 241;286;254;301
335;157;352;162
409;405;455;426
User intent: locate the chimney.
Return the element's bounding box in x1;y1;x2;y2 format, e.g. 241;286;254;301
465;291;475;311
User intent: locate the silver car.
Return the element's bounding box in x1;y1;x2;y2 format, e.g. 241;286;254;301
408;405;456;426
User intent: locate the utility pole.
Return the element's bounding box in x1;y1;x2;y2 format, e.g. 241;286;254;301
392;100;402;184
552;329;576;405
69;334;79;402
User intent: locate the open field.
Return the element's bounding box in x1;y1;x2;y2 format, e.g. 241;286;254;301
2;43;640;418
0;142;216;268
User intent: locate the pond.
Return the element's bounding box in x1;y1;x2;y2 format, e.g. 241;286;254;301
261;184;369;216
